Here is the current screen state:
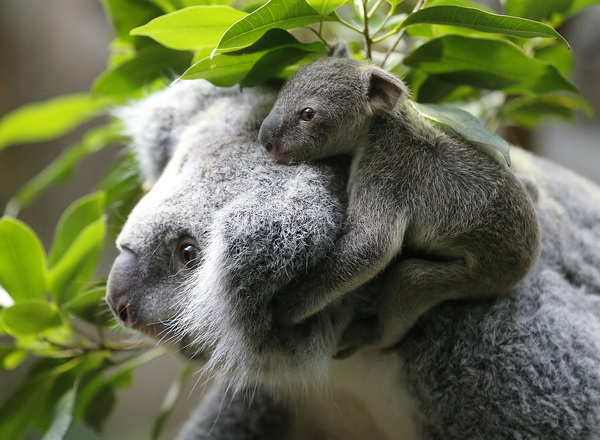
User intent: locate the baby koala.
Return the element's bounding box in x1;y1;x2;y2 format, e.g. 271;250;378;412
258;56;541;356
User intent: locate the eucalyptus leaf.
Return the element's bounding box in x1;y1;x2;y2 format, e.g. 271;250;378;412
241;47;317;87
503;94;593;128
0;218;46;302
568;0;600;16
180;51;267;85
148;0;233;13
62;286;114;326
131;6;247;50
0;94;101;150
48;218;107;305
100;0;164;45
0;372;56;440
504;0;572;21
411;101;511;165
2;349;28;370
41;382;77;440
404;35;577;94
401;5;568;45
151;364;194;440
49;192;106;267
82;384;117;433
306;0;346;16
93;45;193;102
1;301;63;336
214;0;334;52
4;123;124;217
181;29;326;85
97;151;143;235
535;44;574;76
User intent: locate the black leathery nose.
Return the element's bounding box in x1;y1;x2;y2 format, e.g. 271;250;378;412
106;248;139;327
258;112;282;146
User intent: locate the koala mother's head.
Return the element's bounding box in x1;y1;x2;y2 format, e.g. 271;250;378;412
106;80;351;388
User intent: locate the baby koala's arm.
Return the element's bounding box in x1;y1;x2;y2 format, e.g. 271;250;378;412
275;176;410;324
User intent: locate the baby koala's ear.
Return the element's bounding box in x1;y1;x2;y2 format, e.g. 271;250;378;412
362;67;409;113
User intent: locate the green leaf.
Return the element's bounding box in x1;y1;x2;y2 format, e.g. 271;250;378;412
2;349;28;370
93;44;193;103
100;0;165;45
401;6;568;45
49;192;106;267
0;371;56;440
503;94;593;128
504;0;572;21
148;0;234;13
411;101;511;165
241;47;317;87
42;382;78;440
306;0;346;16
568;0;600;16
4;123;124;217
0;94;101;150
48;218;107;305
82;384;117;432
63;285;114;326
97;151;143;236
181;29;326;85
181;52;265;85
403;35;577;94
411;73;477;103
151;364;194;440
534;44;574;76
214;0;334;52
0;345;28;370
1;301;63;335
132;6;247;50
0;218;46;301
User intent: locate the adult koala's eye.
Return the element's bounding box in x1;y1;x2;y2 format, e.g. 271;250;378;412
300;108;315;121
178;240;201;269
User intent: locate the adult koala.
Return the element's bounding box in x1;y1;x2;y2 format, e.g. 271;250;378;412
107;79;600;439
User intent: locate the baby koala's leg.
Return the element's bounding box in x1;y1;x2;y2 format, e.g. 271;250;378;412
377;257;513;349
337;256;516;356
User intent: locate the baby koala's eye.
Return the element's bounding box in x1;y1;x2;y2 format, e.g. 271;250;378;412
300;108;315;121
178;240;201;269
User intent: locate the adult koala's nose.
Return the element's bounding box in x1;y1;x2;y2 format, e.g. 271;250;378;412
106;248;139;328
258;112;282;154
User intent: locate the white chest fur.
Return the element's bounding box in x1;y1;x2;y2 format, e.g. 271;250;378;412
286;350;421;440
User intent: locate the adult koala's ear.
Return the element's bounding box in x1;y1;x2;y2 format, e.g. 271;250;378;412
116;80;234;185
328;41;350;58
362;67;410;113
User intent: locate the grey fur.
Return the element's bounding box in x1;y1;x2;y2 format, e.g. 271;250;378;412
106;78;600;439
258;57;542;353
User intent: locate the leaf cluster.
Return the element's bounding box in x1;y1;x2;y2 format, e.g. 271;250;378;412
0;0;598;438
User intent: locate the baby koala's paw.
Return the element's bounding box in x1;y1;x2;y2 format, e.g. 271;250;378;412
334;316;382;360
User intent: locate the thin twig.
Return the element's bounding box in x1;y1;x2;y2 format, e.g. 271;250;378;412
362;0;372;59
381;0;425;68
368;0;385;18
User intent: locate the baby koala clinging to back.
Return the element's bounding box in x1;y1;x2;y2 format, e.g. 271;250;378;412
259;56;541;355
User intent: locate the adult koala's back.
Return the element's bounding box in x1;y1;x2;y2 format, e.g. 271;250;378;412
108;80;600;439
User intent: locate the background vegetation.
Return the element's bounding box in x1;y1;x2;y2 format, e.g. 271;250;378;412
0;0;598;438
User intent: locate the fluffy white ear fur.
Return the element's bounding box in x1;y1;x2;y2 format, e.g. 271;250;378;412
362;67;410;112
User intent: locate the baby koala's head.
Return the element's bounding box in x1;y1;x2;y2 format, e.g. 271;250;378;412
258;56;409;163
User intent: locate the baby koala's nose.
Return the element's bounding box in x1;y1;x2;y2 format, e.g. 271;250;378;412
258;112;282;149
